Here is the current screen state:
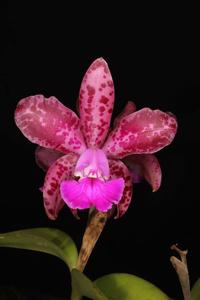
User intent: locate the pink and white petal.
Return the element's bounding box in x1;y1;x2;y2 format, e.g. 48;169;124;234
103;108;178;159
113;101;136;128
60;177;124;212
79;58;115;148
15;95;86;155
109;159;133;218
74;149;110;179
124;154;162;191
43;153;78;220
35;146;63;171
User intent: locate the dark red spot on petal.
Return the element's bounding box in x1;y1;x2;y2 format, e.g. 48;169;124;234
47;190;54;196
84;108;92;114
86;85;95;96
100;95;109;104
107;80;114;87
99;106;105;112
15;103;24;113
90;59;109;74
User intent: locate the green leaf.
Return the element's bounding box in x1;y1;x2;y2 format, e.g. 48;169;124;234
95;273;170;300
0;227;78;270
71;270;170;300
191;278;200;300
71;269;108;300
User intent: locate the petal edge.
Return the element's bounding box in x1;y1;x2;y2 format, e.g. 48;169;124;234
124;154;162;191
109;159;133;218
35;146;63;171
43;153;78;219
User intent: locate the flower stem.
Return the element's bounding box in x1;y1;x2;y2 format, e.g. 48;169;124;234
76;209;107;272
170;244;190;300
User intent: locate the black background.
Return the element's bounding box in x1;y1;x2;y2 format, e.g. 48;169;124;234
1;3;200;299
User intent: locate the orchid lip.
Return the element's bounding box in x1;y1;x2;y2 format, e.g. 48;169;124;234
60;177;125;212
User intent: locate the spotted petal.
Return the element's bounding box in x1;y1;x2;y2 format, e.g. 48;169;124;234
109;159;133;218
103;108;177;159
79;58;115;148
35;146;63;171
15;95;86;155
43;153;78;220
60;177;124;212
124;154;162;191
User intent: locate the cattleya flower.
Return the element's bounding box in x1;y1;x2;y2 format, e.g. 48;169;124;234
15;58;177;220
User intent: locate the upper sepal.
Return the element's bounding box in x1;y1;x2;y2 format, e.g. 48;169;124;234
79;58;115;148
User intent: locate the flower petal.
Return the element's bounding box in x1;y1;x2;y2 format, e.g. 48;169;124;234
103;108;178;159
35;146;63;171
109;159;133;218
15;95;86;155
124;154;162;191
60;177;124;212
113;101;136;128
43;153;78;220
79;58;115;147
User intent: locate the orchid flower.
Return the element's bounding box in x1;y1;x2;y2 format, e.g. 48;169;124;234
15;58;177;220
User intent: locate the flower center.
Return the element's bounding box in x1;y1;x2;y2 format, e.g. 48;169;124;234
60;148;125;212
74;149;109;180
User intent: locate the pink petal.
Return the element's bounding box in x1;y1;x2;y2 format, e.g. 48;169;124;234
113;101;136;128
60;177;124;212
103;108;178;159
15;95;86;155
74;149;109;179
43;153;78;220
109;159;133;218
79;58;115;148
35;146;63;171
124;154;162;191
94;178;125;211
60;179;91;210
